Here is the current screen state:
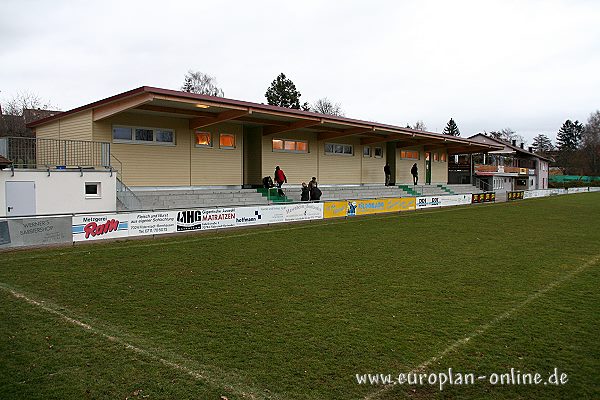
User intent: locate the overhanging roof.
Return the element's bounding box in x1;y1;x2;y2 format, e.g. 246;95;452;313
27;86;503;154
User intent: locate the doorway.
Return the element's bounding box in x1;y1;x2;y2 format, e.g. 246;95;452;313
425;152;432;184
5;181;36;216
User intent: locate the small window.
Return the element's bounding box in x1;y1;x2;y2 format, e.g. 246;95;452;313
441;153;447;162
374;147;383;158
85;182;101;198
135;128;153;141
220;133;235;149
284;141;296;151
155;129;174;143
272;139;308;153
272;139;284;150
325;143;353;156
195;131;212;147
433;153;439;162
113;127;132;141
296;141;308;152
363;146;371;157
400;150;419;160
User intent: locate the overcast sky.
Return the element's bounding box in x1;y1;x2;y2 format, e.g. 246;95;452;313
1;0;599;143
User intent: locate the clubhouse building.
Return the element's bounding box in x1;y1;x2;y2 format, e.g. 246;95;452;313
26;86;501;189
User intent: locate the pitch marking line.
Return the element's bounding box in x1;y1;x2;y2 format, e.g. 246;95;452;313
364;254;600;400
0;283;280;400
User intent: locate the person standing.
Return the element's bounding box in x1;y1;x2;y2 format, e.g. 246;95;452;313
274;166;287;196
384;162;391;186
300;182;310;201
411;163;418;185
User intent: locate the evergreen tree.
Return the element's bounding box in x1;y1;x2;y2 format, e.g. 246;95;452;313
531;134;554;155
265;73;304;109
556;119;583;151
443;118;460;136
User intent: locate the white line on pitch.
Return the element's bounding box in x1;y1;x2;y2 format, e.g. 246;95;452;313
364;254;600;400
0;283;279;400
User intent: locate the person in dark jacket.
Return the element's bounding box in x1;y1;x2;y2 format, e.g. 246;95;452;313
274;166;287;196
384;163;391;186
411;163;418;185
309;180;322;201
301;182;310;201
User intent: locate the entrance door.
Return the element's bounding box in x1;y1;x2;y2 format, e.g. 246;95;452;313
425;152;432;184
5;181;36;216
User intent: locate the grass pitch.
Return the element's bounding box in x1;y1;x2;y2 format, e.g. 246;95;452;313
1;194;599;399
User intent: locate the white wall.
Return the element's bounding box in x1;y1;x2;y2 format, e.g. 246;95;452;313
0;169;116;217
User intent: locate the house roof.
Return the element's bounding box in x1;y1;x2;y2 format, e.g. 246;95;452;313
468;133;553;161
27;86;504;154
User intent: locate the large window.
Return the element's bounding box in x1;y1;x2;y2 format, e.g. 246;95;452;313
195;131;212;147
325;143;353;156
400;150;419;160
112;125;175;145
220;133;236;149
272;139;308;153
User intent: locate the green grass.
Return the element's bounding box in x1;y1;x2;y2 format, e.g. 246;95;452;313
1;194;599;399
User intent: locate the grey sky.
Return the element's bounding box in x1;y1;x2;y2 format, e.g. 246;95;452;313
1;0;599;144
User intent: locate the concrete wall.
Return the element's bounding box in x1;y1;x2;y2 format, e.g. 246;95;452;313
0;169;116;217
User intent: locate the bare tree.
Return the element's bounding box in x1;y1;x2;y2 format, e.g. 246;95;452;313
1;91;56;137
310;98;344;116
582;110;600;174
181;71;225;97
487;128;526;146
413;120;427;131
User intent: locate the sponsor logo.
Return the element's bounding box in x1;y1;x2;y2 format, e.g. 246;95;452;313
84;219;120;239
177;210;202;231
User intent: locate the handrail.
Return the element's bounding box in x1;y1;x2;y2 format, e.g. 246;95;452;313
472;176;490;192
116;177;142;211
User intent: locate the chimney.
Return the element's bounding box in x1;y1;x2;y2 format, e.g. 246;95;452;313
528;146;533;153
512;139;517;146
520;142;524;149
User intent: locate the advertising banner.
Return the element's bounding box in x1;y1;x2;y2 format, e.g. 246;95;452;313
283;202;323;221
568;187;589;193
324;201;347;219
1;217;72;248
472;192;496;203
129;211;177;236
234;206;265;227
588;187;600;192
507;191;524;201
199;207;236;230
175;210;203;231
417;194;472;209
387;197;416;212
72;214;129;242
259;205;286;224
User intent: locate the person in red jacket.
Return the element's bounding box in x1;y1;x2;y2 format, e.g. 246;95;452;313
274;166;287;197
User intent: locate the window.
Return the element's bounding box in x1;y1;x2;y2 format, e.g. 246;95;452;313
441;153;447;162
374;147;383;158
272;139;308;153
135;128;153;141
220;133;235;149
400;150;420;160
363;146;371;157
433;153;439;162
85;182;101;198
325;143;353;156
195;131;212;147
113;125;175;145
112;127;132;141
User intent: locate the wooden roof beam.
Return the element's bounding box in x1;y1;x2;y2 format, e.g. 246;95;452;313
262;119;323;136
189;109;249;129
93;93;155;121
317;127;374;141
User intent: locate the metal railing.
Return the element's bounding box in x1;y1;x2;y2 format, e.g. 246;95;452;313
116;177;142;211
472;176;491;191
0;136;110;169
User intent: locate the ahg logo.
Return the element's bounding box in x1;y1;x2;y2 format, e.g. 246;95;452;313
177;210;202;231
